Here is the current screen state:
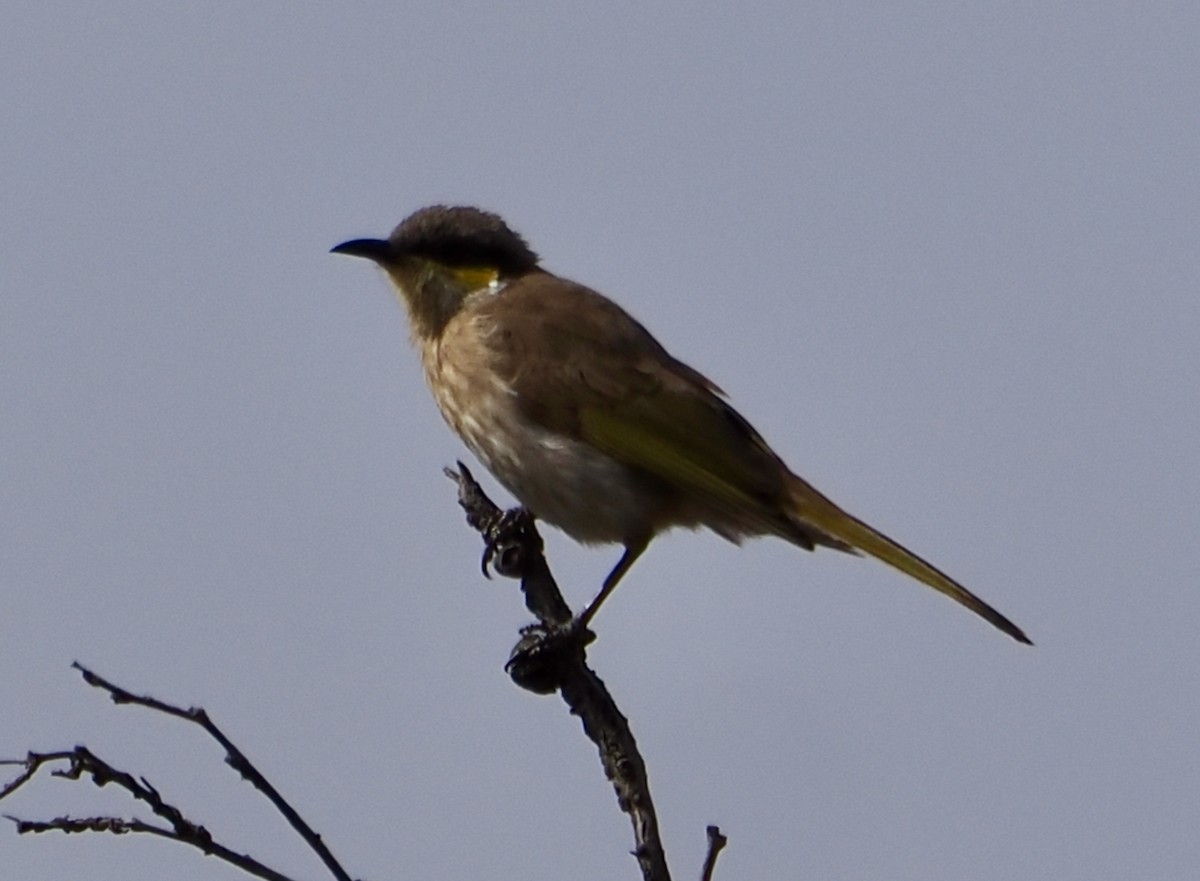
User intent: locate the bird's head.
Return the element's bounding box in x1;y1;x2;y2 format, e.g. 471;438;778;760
333;205;539;340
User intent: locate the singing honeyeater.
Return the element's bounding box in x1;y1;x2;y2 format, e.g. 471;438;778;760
333;205;1030;644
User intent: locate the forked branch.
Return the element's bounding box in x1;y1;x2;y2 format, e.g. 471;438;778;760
1;664;353;881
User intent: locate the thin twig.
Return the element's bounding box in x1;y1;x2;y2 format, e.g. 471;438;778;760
700;825;727;881
2;746;297;881
70;662;354;881
0;750;77;801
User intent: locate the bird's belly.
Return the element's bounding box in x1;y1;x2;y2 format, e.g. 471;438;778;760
469;416;655;544
431;384;655;544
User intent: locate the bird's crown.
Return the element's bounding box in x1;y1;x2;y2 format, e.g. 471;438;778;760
388;205;539;277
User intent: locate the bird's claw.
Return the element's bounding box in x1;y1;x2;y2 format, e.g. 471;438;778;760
481;506;537;580
506;618;594;694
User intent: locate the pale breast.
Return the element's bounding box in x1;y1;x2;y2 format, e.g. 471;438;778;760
420;318;664;545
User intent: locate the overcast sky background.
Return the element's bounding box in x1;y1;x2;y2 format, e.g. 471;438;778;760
3;3;1198;880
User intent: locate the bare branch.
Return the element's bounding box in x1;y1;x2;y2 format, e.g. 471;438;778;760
700;825;728;881
2;746;297;881
69;662;354;881
446;461;572;626
0;751;77;801
446;462;678;881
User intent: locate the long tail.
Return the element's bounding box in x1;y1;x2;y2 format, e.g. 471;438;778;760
787;475;1031;644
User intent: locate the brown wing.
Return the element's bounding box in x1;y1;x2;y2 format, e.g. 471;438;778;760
477;271;849;549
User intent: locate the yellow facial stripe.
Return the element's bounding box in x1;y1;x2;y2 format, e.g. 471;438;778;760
448;266;500;291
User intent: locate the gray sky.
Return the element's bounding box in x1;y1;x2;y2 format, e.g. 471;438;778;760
3;3;1197;879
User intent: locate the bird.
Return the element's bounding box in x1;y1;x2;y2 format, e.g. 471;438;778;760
332;205;1030;644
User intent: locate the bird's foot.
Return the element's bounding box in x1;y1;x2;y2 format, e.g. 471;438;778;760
506;619;595;694
481;506;538;579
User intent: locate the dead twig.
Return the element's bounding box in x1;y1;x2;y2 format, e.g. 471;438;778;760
68;662;352;881
1;664;358;881
2;745;297;881
700;825;727;881
447;461;728;881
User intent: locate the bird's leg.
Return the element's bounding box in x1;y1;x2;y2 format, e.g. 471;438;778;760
576;539;648;628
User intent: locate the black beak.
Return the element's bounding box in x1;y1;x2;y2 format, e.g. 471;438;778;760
330;238;393;263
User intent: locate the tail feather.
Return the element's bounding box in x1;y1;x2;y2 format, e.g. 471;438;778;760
788;477;1031;645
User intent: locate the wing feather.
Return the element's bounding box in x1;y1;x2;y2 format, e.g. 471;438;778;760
481;273;828;543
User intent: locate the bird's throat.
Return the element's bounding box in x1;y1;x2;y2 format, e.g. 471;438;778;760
386;266;471;342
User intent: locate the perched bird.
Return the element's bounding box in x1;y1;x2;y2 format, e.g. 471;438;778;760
333;205;1030;644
